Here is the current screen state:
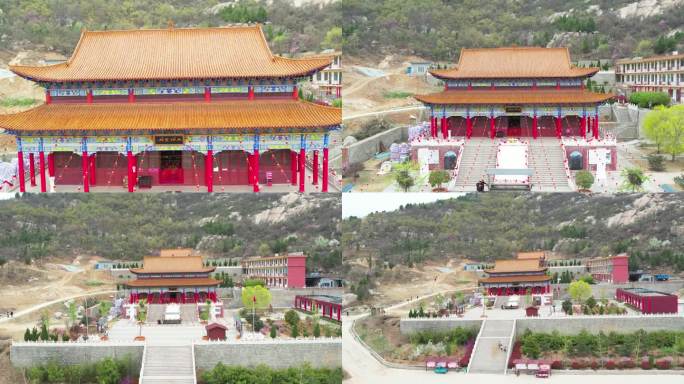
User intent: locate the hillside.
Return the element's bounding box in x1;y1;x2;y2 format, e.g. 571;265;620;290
0;193;341;272
342;0;684;60
342;193;684;275
0;0;342;55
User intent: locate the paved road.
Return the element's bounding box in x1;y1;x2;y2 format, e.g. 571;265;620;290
0;290;116;324
343;291;684;384
343;105;426;121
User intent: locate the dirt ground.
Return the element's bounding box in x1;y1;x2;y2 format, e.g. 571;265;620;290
348;257;478;309
342;55;441;118
0;256;116;340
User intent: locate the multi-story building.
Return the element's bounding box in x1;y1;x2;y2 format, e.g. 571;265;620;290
585;253;629;284
615;52;684;103
309;50;341;99
241;252;306;288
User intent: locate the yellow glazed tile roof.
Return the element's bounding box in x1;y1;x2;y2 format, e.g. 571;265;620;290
130;256;214;274
10;25;332;82
430;47;599;79
0;100;341;132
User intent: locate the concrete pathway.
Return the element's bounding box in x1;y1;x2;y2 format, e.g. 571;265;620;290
468;319;514;374
141;345;195;384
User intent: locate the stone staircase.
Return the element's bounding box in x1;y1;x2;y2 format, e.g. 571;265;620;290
140;346;195;384
468;319;515;374
528;138;572;192
454;138;498;189
180;304;199;323
146;304;165;324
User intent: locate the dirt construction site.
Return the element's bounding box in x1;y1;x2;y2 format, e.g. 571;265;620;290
345;256;478;313
0;256;116;341
342;55;441;136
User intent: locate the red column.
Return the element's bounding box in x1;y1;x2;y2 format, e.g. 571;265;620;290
127;151;135;192
204;87;211;102
490;116;496;139
312;150;319;185
39;151;46;193
82;151;89;192
89;154;96;186
248;86;255;100
581;116;587;139
586;116;591;138
292;85;298;100
322;147;329;193
253;149;260;193
45;90;52;104
594;115;599;139
299;148;305;193
532;115;538;139
206;150;213;192
86;89;93;103
555;116;562;138
466;116;472;139
441;116;447;139
290;151;298;185
48;153;55;177
28;153;36;187
128;89;135;103
17;151;25;192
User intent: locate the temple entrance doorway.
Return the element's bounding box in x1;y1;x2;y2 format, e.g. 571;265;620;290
160;151;184;184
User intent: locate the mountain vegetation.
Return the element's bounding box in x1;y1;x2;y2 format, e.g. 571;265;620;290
341;0;684;60
0;193;341;273
2;1;682;62
342;193;684;273
0;0;342;54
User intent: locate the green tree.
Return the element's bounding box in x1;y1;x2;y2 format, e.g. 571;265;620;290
562;299;573;315
394;164;415;192
313;322;321;338
284;310;300;328
620;167;648;192
24;328;31;342
321;27;343;50
586;296;597;309
522;337;541;358
643;106;671;154
575;170;594;190
662;105;684;161
291;321;299;338
568;280;592;303
39;322;49;341
270;325;277;339
428;170;451;189
241;285;272;309
95;358;121;384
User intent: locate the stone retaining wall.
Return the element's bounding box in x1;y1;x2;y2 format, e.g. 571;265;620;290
10;343;143;368
515;315;684;335
345;125;409;165
194;339;341;370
